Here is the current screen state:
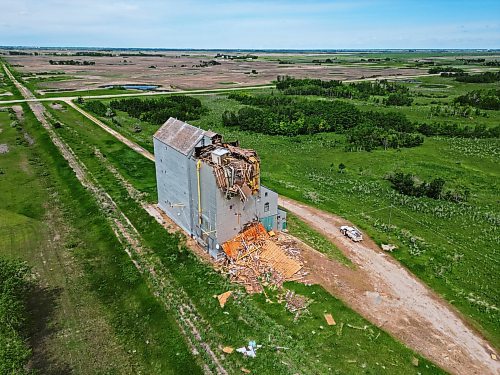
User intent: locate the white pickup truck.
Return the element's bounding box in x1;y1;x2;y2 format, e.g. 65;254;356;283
339;225;363;242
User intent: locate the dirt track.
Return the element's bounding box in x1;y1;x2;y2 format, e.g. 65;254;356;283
279;197;499;375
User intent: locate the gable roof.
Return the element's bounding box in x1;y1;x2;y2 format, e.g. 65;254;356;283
154;118;205;156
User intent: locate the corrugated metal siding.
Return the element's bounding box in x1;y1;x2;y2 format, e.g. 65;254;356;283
216;192;259;244
154;137;193;234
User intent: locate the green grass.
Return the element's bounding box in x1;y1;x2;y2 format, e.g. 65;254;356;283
43;101;445;374
0;106;202;374
286;212;351;265
75;90;500;349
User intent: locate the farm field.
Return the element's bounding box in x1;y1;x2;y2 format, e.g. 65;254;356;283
4;49;497;96
74;69;500;351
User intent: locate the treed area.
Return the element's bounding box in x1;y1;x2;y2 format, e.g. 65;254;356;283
109;96;205;124
222;92;421;150
219;76;499;151
454;89;500;110
275;76;413;105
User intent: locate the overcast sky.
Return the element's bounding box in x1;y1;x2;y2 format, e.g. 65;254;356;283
1;0;499;49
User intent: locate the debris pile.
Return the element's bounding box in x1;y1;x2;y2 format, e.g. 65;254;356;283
197;142;260;200
282;289;311;321
218;222;305;293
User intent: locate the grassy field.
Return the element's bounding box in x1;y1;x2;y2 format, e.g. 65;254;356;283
0;106;202;374
75;73;500;349
42;100;444;374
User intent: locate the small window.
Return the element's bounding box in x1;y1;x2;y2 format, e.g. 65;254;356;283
264;202;270;212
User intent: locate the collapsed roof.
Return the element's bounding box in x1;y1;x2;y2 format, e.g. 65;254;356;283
197;142;260;201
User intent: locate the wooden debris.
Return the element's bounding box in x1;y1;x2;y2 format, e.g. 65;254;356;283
412;357;419;366
324;313;336;326
222;346;234;354
217;291;233;308
241;368;251;374
260;240;302;278
283;290;310;321
216;222;306;294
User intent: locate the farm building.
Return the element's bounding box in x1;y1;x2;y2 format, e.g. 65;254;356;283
153;117;286;258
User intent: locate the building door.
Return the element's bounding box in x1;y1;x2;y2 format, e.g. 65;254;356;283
260;216;274;231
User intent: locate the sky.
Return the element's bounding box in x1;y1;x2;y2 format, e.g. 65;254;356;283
1;0;499;49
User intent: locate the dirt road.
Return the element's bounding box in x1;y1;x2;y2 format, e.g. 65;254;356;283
65;100;155;161
279;197;499;375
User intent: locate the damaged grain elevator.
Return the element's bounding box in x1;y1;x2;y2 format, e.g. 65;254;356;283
153;117;287;258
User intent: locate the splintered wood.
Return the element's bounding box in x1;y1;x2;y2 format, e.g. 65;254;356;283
282;289;311;321
218;222;305;293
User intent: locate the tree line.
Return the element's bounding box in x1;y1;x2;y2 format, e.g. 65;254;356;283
49;59;95;66
428;66;464;74
417;122;499;138
275;76;412;105
455;71;500;83
223;93;423;151
104;96;205;125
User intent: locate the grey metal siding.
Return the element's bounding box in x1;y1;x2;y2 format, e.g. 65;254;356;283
154;137;193;234
216;193;259;244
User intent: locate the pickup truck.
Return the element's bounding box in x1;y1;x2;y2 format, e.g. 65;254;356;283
339;225;363;242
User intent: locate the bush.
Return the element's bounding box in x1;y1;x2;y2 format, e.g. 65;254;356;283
386;172;467;202
384;93;413;106
109;96;205;125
